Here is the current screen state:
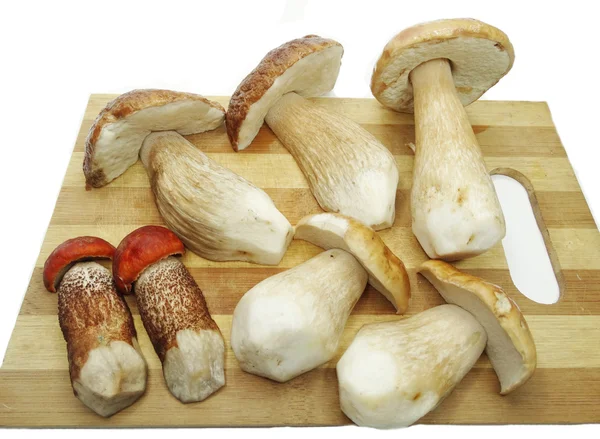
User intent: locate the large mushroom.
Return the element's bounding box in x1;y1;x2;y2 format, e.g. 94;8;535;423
294;212;410;313
113;226;225;403
231;249;368;382
226;35;399;230
419;260;537;394
371;19;513;259
43;237;147;417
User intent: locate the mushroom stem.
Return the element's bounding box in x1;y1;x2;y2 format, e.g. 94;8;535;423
265;92;398;230
409;58;505;260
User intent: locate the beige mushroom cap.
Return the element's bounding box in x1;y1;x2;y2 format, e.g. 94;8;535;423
226;35;343;151
84;89;225;188
419;260;536;394
294;213;410;314
371;18;514;113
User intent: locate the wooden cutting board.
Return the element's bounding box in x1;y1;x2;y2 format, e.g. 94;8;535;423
1;95;599;427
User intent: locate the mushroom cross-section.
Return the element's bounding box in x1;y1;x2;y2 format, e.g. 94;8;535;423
419;260;537;394
294;212;410;313
371;19;513;259
84;89;225;188
43;237;147;417
113;226;225;403
227;35;399;230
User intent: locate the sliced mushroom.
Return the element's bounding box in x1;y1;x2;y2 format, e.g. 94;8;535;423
371;19;512;259
140;131;293;265
113;226;225;403
43;237;147;417
337;304;486;428
84;89;225;188
227;35;399;230
294;213;410;313
419;260;537;394
231;249;368;382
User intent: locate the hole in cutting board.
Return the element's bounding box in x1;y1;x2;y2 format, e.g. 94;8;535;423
492;172;560;304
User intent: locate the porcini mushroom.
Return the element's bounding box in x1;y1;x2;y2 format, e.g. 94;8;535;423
231;249;368;382
43;237;147;417
294;212;410;313
227;35;399;230
113;226;225;403
140;131;293;265
337;304;486;428
419;260;536;394
371;19;513;259
84;89;225;188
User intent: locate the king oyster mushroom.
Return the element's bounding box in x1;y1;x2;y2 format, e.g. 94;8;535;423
85;89;293;265
226;35;399;230
337;305;486;428
419;260;537;394
371;19;513;259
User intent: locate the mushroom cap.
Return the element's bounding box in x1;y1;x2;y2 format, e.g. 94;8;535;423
113;225;185;294
418;260;537;394
371;18;514;113
43;236;116;292
294;213;410;314
226;35;343;151
84;89;225;188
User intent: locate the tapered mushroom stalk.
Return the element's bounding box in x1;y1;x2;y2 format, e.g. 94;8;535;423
113;226;225;403
227;35;399;230
371;19;514;259
43;237;147;417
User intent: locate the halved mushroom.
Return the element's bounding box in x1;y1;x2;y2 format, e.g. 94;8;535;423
419;260;537;394
231;249;368;382
140;131;293;265
43;237;147;417
113;226;225;403
371;19;512;259
84;89;225;188
294;213;410;313
227;35;399;230
337;304;486;428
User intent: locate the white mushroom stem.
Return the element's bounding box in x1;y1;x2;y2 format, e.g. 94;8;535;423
410;58;505;260
264;92;399;230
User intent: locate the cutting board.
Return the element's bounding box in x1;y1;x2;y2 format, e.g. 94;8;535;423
1;95;599;427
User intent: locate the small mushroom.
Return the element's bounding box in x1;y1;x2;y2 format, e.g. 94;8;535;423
337;304;486;428
140;131;293;265
419;260;537;394
231;249;368;382
113;226;225;403
294;212;410;313
371;19;513;259
84;89;225;188
43;237;147;417
227;35;399;230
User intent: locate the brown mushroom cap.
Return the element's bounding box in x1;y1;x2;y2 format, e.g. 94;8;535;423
226;35;343;151
371;18;514;113
84;89;225;188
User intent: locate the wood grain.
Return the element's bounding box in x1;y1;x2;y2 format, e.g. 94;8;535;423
1;96;599;427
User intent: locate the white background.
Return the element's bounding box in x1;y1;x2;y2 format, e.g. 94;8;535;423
0;0;598;437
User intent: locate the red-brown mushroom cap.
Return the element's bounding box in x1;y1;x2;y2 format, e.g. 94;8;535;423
113;225;185;294
43;236;116;293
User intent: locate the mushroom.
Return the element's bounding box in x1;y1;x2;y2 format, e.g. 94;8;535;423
337;304;486;428
43;237;147;417
371;19;513;259
226;35;399;230
140;131;293;265
84;89;225;188
113;226;225;403
294;212;410;313
231;249;368;382
419;260;537;394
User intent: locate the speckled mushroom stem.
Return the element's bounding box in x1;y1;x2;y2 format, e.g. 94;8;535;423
409;58;506;260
